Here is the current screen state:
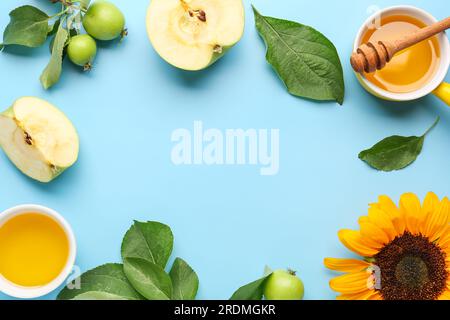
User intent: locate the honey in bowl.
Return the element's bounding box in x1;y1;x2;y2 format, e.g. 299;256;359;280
0;213;70;287
362;15;441;93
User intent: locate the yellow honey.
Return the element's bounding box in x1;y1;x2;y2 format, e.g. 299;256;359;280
362;15;441;93
0;213;69;287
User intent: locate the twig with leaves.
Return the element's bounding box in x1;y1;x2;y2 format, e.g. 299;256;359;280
0;0;126;89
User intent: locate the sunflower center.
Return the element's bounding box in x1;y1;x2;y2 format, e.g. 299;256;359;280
374;232;447;300
395;256;429;288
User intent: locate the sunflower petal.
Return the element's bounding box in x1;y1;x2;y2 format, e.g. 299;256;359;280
400;193;422;235
420;192;441;235
368;291;383;300
438;228;450;249
338;230;381;257
438;291;450;300
329;271;373;294
367;207;397;241
336;290;379;300
424;197;450;241
359;221;390;245
374;195;406;234
324;258;370;273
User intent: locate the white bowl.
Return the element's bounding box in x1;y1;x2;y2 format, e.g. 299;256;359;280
353;5;450;102
0;204;76;299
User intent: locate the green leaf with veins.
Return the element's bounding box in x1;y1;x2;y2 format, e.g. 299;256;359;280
72;291;129;300
123;257;173;300
49;28;78;55
47;18;61;37
230;272;273;300
170;258;199;300
121;221;174;269
40;21;68;89
1;5;50;48
57;264;143;300
359;117;440;172
253;6;345;105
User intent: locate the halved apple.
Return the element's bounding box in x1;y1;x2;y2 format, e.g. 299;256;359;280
0;97;79;183
146;0;245;71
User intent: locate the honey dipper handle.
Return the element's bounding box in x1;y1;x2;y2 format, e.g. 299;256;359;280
351;16;450;74
394;16;450;51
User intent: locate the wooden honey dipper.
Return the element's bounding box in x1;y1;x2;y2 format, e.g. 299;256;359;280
351;16;450;73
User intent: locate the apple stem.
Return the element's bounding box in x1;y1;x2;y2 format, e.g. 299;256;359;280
120;29;128;42
287;269;297;276
83;63;93;72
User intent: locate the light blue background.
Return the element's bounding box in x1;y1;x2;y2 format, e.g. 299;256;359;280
0;0;449;300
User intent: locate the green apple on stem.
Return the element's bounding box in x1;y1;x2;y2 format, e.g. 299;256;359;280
264;269;305;300
83;0;127;41
0;97;79;183
146;0;245;71
67;34;97;71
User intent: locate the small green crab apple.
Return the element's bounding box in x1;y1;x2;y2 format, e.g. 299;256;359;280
67;34;97;71
264;269;305;300
83;1;126;41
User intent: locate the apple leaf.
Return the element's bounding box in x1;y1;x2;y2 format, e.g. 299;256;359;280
169;258;199;300
230;272;273;300
123;257;172;300
40;22;68;89
1;5;49;48
359;117;440;171
57;264;143;300
72;291;129;300
47;18;61;37
253;6;345;105
121;221;174;269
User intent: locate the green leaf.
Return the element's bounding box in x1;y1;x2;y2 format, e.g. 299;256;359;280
49;28;77;55
40;22;68;90
47;18;61;37
121;221;174;269
263;265;273;276
1;5;50;48
359;117;440;172
72;291;129;300
123;257;172;300
57;263;143;300
253;6;345;105
230;273;273;300
169;258;199;300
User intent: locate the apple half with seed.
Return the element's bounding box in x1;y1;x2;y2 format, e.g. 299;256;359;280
146;0;245;71
0;97;79;183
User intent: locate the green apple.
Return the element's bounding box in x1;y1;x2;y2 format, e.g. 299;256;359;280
146;0;245;71
264;269;305;300
67;34;97;70
83;1;126;41
0;97;79;183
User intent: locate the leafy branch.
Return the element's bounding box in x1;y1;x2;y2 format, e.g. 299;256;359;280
0;1;131;89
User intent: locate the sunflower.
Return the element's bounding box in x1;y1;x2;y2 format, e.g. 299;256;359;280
324;192;450;300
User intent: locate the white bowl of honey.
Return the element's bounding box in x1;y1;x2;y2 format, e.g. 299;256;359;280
353;6;450;105
0;204;76;299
